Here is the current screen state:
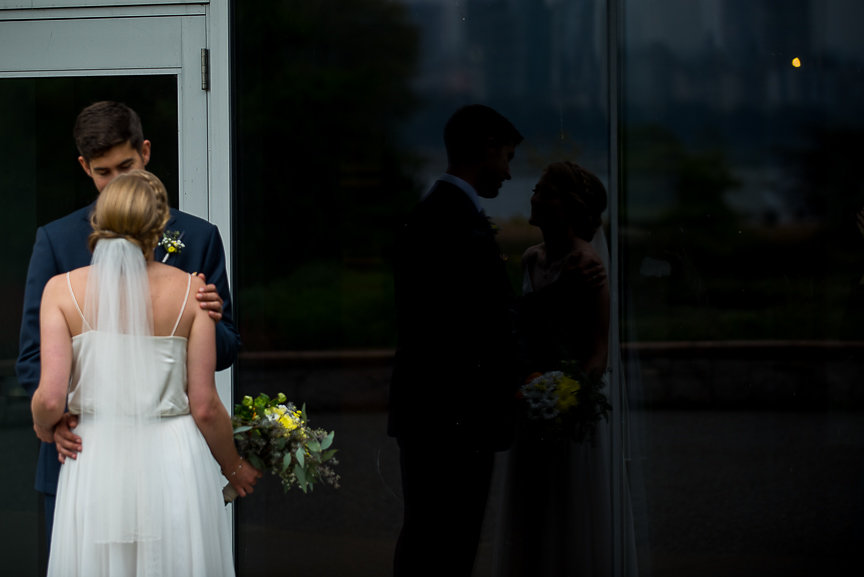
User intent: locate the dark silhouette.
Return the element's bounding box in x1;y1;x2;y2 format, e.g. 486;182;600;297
389;104;523;577
499;161;613;576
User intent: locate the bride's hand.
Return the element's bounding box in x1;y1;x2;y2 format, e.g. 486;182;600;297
54;414;82;464
224;458;263;498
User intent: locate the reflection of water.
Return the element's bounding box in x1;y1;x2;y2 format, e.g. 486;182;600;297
480;176;535;220
416;169;612;221
485;174;616;221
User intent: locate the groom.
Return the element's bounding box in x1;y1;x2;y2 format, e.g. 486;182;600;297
389;104;523;577
17;100;241;547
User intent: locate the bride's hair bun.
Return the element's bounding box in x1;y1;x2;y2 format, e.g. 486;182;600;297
88;169;170;255
542;161;607;240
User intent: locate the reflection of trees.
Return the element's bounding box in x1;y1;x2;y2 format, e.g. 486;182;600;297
626;125;740;255
625;123;864;341
627;125;740;303
234;0;420;348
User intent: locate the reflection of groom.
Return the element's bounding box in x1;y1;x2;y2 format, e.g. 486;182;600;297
389;104;523;576
17;101;241;548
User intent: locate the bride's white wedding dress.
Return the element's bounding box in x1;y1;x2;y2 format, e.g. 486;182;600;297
494;230;637;576
47;271;234;577
494;267;613;576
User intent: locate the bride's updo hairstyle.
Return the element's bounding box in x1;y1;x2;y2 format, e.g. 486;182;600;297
88;169;170;255
542;161;607;241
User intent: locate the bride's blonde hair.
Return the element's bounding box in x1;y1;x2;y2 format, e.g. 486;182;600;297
88;169;170;255
541;161;607;241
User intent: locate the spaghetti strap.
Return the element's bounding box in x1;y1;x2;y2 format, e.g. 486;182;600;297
170;274;193;337
66;272;91;331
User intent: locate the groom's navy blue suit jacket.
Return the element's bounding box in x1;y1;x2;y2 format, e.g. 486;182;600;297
17;203;241;494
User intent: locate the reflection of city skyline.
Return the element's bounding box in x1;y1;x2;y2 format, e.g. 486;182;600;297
626;0;864;113
401;0;610;221
400;0;864;224
402;0;607;111
622;0;864;225
403;0;864;105
627;0;864;60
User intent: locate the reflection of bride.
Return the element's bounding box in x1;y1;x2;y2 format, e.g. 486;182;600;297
495;162;616;576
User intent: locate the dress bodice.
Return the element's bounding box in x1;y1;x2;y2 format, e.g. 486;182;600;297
64;269;193;417
67;333;190;417
519;245;608;373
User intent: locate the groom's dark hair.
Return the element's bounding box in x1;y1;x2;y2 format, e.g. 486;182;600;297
74;101;145;161
444;104;523;165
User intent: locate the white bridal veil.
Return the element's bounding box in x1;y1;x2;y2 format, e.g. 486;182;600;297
78;237;164;553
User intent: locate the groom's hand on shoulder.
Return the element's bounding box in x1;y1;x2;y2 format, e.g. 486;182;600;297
54;414;82;464
193;273;224;322
564;257;606;289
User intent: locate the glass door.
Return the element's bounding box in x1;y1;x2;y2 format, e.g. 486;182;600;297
0;6;210;575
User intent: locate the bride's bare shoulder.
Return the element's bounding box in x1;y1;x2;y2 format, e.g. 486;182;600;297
46;266;88;297
148;263;204;303
150;262;195;284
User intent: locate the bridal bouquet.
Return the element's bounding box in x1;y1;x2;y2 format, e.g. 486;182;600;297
518;362;611;444
223;392;340;503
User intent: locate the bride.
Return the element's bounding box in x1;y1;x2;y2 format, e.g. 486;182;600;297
497;161;613;576
31;170;260;577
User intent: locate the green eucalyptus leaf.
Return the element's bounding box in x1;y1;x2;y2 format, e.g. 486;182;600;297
247;454;265;471
233;425;253;434
295;446;305;468
282;453;292;472
320;431;334;450
321;449;338;461
294;464;308;492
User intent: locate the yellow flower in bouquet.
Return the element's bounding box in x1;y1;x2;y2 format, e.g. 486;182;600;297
265;404;302;433
519;362;610;443
556;375;581;412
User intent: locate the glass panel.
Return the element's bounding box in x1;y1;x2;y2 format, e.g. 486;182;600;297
0;75;177;577
622;0;864;574
233;1;612;575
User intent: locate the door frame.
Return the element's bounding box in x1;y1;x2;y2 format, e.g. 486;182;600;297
0;0;233;408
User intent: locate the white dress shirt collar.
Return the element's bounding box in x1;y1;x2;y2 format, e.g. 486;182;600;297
432;173;484;213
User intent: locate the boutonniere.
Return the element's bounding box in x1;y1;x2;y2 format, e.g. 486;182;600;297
159;230;185;262
487;216;499;235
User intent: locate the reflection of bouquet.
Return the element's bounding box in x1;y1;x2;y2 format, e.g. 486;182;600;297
518;362;611;443
223;392;340;503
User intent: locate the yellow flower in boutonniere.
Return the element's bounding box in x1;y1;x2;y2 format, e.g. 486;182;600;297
159;230;185;262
